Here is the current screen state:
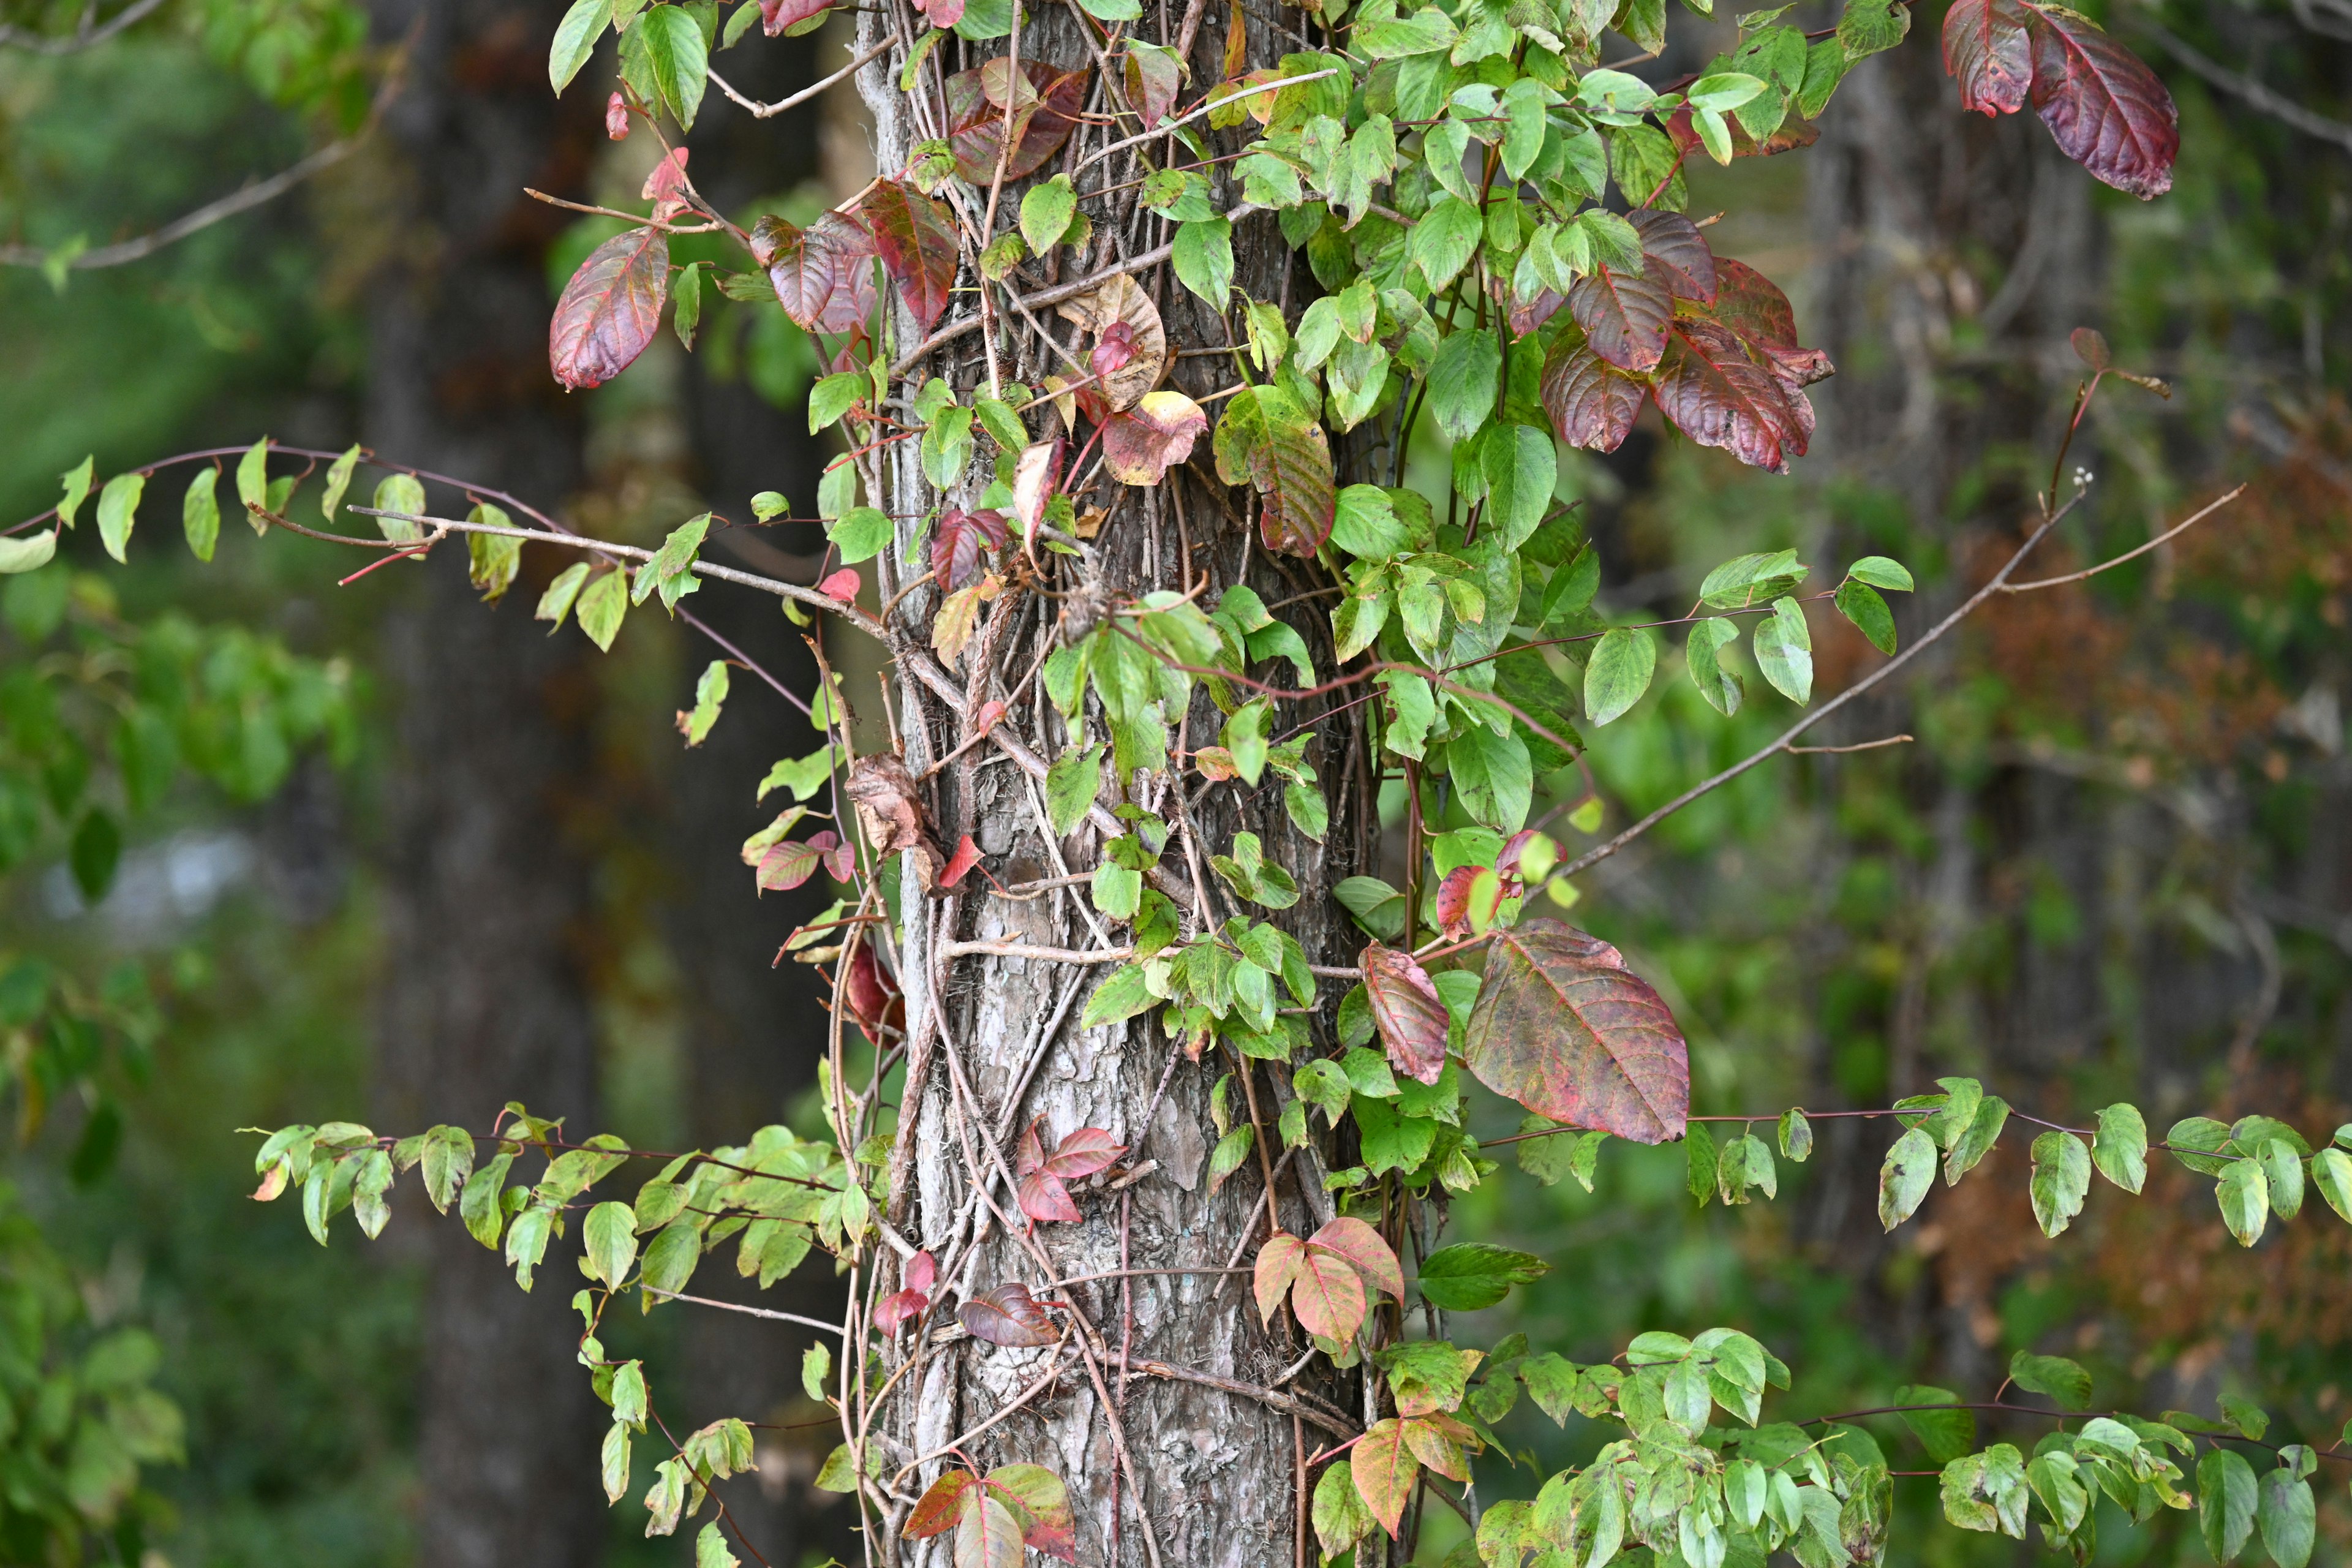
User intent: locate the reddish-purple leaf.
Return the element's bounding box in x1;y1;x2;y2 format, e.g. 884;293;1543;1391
1566;256;1676;374
1253;1232;1307;1324
959;1281;1058;1346
550;227;670;390
753;212;878;334
1706;260;1832;387
1092;321;1139;379
1665;103;1820;159
1101;391;1208;485
1289;1245;1368;1341
1360;943;1450;1085
1307;1216;1403;1301
940;833;984;888
1495;829;1544;886
2071;326;2110;369
1650;317;1813;473
1943;0;2033;115
1629;208;1716;304
1043;1126;1124;1179
971;699;1008;735
921;0;967;24
906;1249;938;1294
1430;867;1479;939
756;836;825;891
1541;336;1646;454
1121;45;1181;127
983;1464;1076;1562
821;833;858;881
857;180;960;333
1216;385;1334;557
1507;286;1564;337
605;91;630;140
2022;3;2177;198
932;507;1009;592
1351;1419;1420;1537
907;1470;980;1537
759;0;832;34
1014;1118;1047;1177
641;146;690;217
843;936;902;1041
941;62;1087;185
1016;1169;1080;1224
1460;918;1689;1144
873;1286;929;1333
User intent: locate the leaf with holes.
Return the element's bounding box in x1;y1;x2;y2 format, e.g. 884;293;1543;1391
1567;256;1676;373
1942;0;2032;114
1307;1216;1403;1301
932;507;1009;592
753;212;878;334
959;1281;1057;1346
1541;336;1646;454
1361;943;1450;1085
1461;919;1688;1144
1351;1419;1420;1537
2022;3;2177;198
1213;383;1335;557
984;1464;1076;1561
1651;318;1813;473
858;180;960;332
551;227;670;390
1102;391;1208;484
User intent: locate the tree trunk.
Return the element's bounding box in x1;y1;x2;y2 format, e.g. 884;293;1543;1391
363;2;607;1564
849;5;1374;1562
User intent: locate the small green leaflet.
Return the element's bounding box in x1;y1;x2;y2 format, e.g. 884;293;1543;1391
0;530;58;575
2092;1102;2147;1193
1046;746;1103;835
1877;1125;1935;1229
236;437;272;533
1583;627;1654;725
1752;595;1812;702
2028;1131;2089;1237
320;444;361;523
2216;1156;2269;1246
1684;617;1742;714
829;507;892;565
183;468;221;562
673;261;705;350
1173;217;1234;306
374;473;429;545
1834;579;1896;655
682;660;729;745
57;455;94;529
809;371;865;434
577;568;630;651
633;513;710;609
549;0;608;92
96;472;145;564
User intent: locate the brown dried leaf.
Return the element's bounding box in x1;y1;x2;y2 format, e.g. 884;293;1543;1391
1101;390;1208;484
1054;273;1167;410
843;752;944;885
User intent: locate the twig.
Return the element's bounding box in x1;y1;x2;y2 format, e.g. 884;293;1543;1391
1122;1359;1359;1441
642;1288;848;1334
1787;734;1913;755
1999;486;2244;593
937;940;1133;964
0;0;165;55
707;32;899;119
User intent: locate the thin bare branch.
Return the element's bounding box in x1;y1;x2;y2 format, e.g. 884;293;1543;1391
1999;485;2244;593
2135;21;2352;151
708;32;899;119
0;0;165;55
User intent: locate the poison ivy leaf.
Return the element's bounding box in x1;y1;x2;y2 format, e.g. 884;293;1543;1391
1102;391;1209;484
752;211;878;334
1627;208;1716;302
858;179;960;331
1460;919;1689;1144
985;1464;1076;1561
932;507;1009;591
1019;176;1076;254
1416;1243;1549;1310
2029;1131;2090;1237
1213;383;1335;556
1289;1243;1369;1340
940;61;1087;183
1651;318;1813;472
1583;627;1655;725
960;1281;1057;1346
1172;217;1234;306
1427;327;1501;444
828;507;892;565
1055;273;1168;410
1313;1460;1378;1556
1361;943;1449;1085
551;227;671;390
1044;746;1101;835
1878;1125;1936;1229
1351;1419;1420;1537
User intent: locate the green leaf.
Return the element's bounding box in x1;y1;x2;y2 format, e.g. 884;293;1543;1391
319;444;361;522
181;469;221;563
537;562;591;631
827;506;892;565
2198;1447;2258;1564
1020;176;1077;254
1583;626;1655;725
2311;1146;2352;1222
802;1341;831;1403
577;568;630;652
57;455;94;529
1415;1243;1549;1310
1894;1385;1975;1464
1684;617;1743;715
2168;1115;2234;1175
673;260;704;349
1779;1107;1812;1161
586;1200;639;1288
1940;1444;2029;1538
633;512;710;608
1409;196;1483;292
2256;1467;2315;1568
373;472;429;545
1427;325;1500;443
1045;745;1102;835
2217;1155;2269;1246
1172;217;1234;306
1445;725;1532;832
2260;1137;2304;1219
642;4;709;129
1477;424;1556;551
1877;1125;1934;1230
550;0;609;91
1833;579;1896;655
0;530;58;575
1943;1095;2008;1185
808;371;865;434
2029;1131;2089;1237
1079;963;1157;1029
1686;1120;1717;1203
2008;1350;2091;1410
1846;554;1913;590
1699;548;1803;608
96;472;145;564
2090;1102;2147;1193
695;1521;739;1568
235;437;271;530
1752;595;1812;702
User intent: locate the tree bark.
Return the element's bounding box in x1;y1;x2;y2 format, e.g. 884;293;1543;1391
363;2;606;1565
850;4;1372;1562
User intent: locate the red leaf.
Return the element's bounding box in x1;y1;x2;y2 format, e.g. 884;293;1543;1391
959;1281;1058;1346
1664;103;1820;160
940;61;1087;186
983;1465;1076;1562
1288;1245;1368;1341
906;1249;938;1294
927;0;967;23
1360;943;1450;1085
1430;867;1480;940
758;0;832;35
1016;1169;1080;1224
641;146;691;218
1121;45;1182;128
605;91;630;140
873;1286;930;1333
1101;391;1208;486
1460;918;1689;1144
1708;260;1834;390
1566;256;1676;374
1350;1419;1420;1537
940;833;983;888
907;1470;980;1538
1650;317;1813;473
843;937;903;1041
1043;1126;1123;1179
821;834;859;881
971;699;1008;735
1306;1216;1403;1301
1495;828;1544;886
753;212;879;334
1015;1118;1046;1177
1191;745;1240;780
2022;3;2177;198
856;179;960;333
1628;208;1716;304
1942;0;2034;115
1253;1232;1306;1324
1092;320;1139;377
549;227;670;390
1012;439;1064;535
1508;286;1564;337
1541;335;1645;454
2070;326;2110;369
756;837;824;891
932;507;1009;592
818;568;862;602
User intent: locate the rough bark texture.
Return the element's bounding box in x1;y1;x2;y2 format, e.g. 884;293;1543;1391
363;1;606;1564
850;4;1374;1562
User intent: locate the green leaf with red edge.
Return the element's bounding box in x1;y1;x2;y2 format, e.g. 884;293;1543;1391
1360;943;1450;1085
1650;318;1813;473
1213;383;1335;557
1102;391;1209;485
1402;1414;1473;1482
907;1470;981;1537
550;227;671;390
1942;0;2032;114
858;179;960;332
1122;42;1183;127
1542;333;1646;454
984;1465;1075;1561
954;1488;1023;1568
1566;255;1676;373
1291;1243;1370;1340
1308;1216;1403;1301
1627;209;1716;303
760;0;832;36
752;212;878;334
1351;1418;1420;1537
2021;2;2177;198
1461;918;1689;1144
1253;1232;1308;1323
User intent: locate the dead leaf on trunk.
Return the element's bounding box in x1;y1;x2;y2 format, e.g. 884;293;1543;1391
844;752;944;888
1054;273;1167;410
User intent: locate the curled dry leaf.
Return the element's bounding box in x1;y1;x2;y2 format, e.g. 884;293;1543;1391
1101;391;1209;485
1359;943;1450;1085
550;227;670;390
844;752;945;886
753;211;878;334
641;146;691;219
1460;918;1689;1144
1012;439;1065;536
959;1281;1058;1346
842;935;903;1041
1054;273;1168;410
605;91;630;140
